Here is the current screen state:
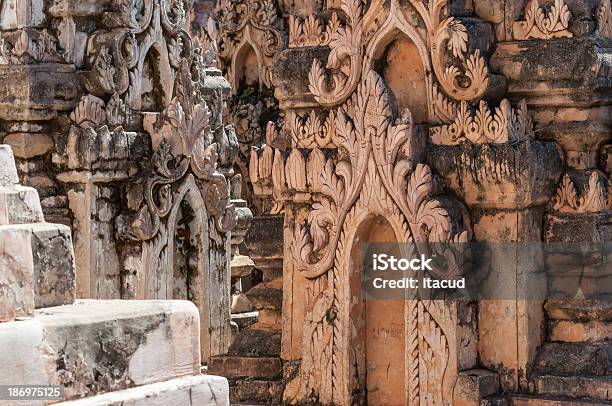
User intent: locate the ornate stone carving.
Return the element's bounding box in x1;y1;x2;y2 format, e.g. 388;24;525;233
430;99;534;145
214;0;284;89
120;65;237;241
513;0;572;40
281;70;471;405
307;0;491;113
551;171;610;213
597;0;612;38
288;12;340;48
292;70;469;279
290;110;336;148
0;29;62;64
83;0;199;116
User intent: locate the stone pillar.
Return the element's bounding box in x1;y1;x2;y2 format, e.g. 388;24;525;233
431;141;563;390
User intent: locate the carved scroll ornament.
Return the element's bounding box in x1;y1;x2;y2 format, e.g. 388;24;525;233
84;0;197;115
308;0;490;112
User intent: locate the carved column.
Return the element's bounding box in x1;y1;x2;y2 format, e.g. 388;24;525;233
488;0;612;394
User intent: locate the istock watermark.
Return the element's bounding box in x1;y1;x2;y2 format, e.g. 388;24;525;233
359;242;612;301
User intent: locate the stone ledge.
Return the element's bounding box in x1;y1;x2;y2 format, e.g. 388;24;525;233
534;375;612;402
0;185;44;225
209;356;282;380
9;222;75;308
54;375;229;406
0;300;201;402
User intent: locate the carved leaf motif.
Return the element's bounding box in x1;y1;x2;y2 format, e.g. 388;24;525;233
579;171;608;212
272;149;286;197
446;19;467;58
307;147;326;192
286;148;307;191
71;95;107;129
249;147;260;185
513;0;573;39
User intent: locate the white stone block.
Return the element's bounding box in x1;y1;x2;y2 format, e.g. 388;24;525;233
0;226;34;322
9;223;76;308
0;185;44;225
0;300;201;403
0;145;19;187
54;375;229;406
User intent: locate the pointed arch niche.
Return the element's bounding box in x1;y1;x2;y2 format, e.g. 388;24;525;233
348;216;406;406
373;33;428;124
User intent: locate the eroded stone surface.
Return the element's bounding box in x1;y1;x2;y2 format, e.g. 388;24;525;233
0;226;34;322
0;300;201;402
9;222;76;308
55;375;229;406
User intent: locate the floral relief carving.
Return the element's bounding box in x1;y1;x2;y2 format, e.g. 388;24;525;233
84;0;198;116
308;0;490;113
430;99;534;145
289;13;340;48
120;68;237;241
513;0;572;40
551;172;610;213
291;70;469;279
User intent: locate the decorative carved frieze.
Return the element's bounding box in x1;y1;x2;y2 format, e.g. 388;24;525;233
430;99;534;145
289;110;336;148
0;29;63;64
513;0;572;40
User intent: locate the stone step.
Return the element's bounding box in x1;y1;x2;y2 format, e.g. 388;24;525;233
228;329;281;357
0;184;44;225
55;374;229;406
229;380;284;404
246;280;282;312
0;144;19;186
0;222;76;322
0;300;201;402
534;342;612;376
12;222;76;308
209;356;281;380
534;375;612;402
508;395;610;406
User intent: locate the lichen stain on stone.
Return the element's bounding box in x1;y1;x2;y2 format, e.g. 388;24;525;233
50;314;165;399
